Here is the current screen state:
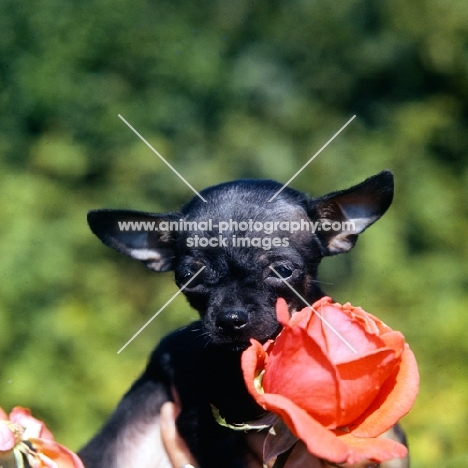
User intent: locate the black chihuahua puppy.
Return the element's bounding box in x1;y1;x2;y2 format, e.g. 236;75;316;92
79;171;407;468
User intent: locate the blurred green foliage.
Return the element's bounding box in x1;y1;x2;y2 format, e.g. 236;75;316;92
0;1;467;467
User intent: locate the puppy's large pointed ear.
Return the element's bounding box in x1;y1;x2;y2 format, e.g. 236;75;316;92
87;209;182;271
308;170;394;255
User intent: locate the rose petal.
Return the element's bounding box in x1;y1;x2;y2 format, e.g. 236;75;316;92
0;421;16;451
276;298;291;326
241;339;269;408
9;407;54;440
350;345;419;437
335;348;399;426
336;431;408;464
288;304;314;328
264;326;339;427
379;331;406;357
30;438;85;468
309;301;384;363
342;302;389;335
261;393;350;464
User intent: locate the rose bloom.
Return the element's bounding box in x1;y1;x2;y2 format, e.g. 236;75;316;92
242;297;419;465
0;406;84;468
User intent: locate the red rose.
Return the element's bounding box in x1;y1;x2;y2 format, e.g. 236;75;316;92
241;297;419;465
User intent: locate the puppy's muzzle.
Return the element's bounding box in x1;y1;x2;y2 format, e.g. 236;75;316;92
216;309;249;335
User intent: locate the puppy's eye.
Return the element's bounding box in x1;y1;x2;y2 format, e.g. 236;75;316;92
179;266;206;288
181;272;198;284
269;266;293;279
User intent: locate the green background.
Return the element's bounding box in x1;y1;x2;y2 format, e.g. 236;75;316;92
1;1;467;467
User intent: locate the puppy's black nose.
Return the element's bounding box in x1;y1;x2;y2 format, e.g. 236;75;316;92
216;309;249;334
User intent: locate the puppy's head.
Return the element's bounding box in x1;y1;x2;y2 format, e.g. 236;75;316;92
88;171;393;349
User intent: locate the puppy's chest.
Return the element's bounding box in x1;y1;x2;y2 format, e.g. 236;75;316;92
171;345;263;424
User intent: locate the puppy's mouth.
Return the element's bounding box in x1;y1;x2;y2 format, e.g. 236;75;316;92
217;342;251;353
207;322;283;352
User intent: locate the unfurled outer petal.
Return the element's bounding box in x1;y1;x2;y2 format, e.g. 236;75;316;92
241;339;269;408
260;393;350;464
335;431;408;465
349;344;420;437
